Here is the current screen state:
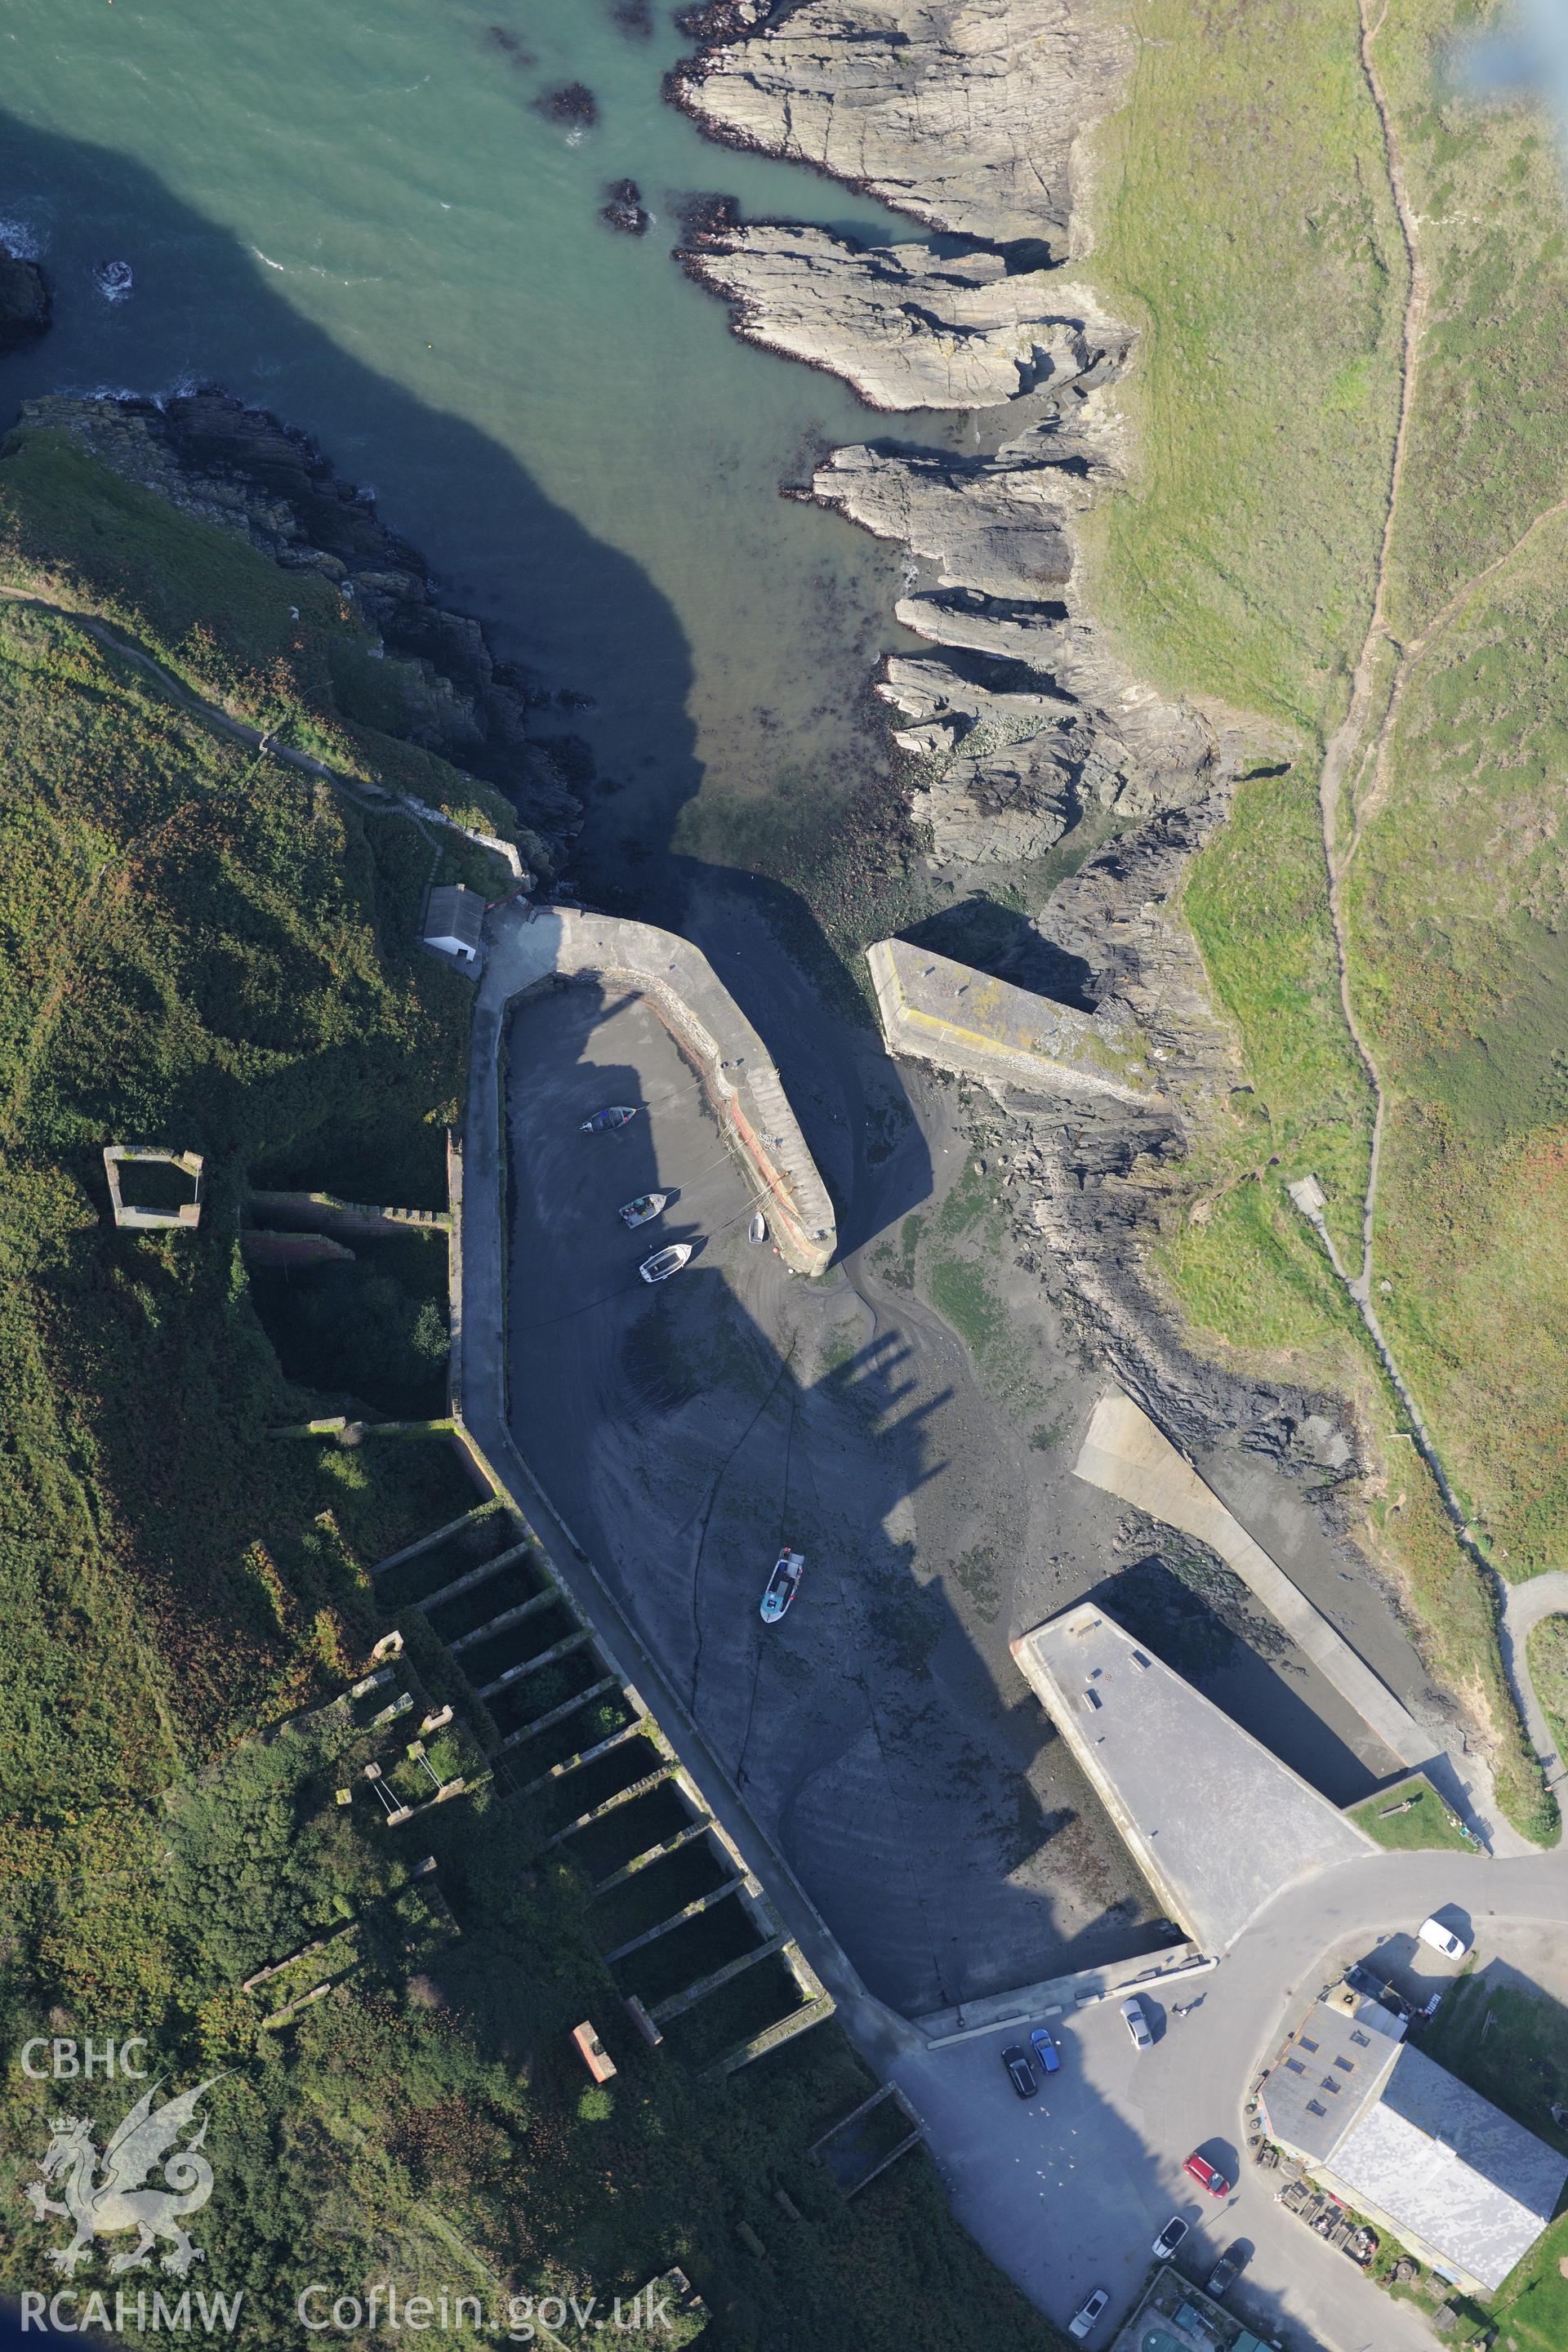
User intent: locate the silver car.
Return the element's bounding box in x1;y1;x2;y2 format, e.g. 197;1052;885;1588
1069;2287;1109;2340
1121;1995;1152;2050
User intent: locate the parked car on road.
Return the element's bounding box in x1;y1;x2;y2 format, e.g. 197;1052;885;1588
1183;2151;1231;2198
1152;2216;1188;2261
1030;2026;1060;2075
581;1105;637;1133
638;1243;692;1285
1206;2242;1248;2298
1418;1914;1468;1960
1121;1995;1152;2050
1001;2045;1037;2100
1068;2288;1109;2340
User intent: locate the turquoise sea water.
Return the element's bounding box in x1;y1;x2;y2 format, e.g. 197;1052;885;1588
0;0;922;888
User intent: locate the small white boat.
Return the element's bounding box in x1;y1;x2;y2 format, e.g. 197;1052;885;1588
638;1242;692;1285
619;1192;667;1229
760;1547;804;1623
581;1104;637;1134
747;1211;768;1245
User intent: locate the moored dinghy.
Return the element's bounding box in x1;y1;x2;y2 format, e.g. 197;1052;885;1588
618;1192;667;1227
581;1104;637;1133
638;1242;692;1285
760;1546;804;1623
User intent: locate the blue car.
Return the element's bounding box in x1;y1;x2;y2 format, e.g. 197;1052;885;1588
1030;2026;1061;2075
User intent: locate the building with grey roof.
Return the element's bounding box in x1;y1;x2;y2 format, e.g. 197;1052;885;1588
423;882;485;964
1261;1989;1568;2293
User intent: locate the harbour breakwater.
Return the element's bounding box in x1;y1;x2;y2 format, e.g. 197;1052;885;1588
666;1;1352;1477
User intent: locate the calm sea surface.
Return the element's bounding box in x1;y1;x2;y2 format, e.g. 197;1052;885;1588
0;0;921;887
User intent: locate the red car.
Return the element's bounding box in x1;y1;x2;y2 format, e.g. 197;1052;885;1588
1184;2152;1231;2198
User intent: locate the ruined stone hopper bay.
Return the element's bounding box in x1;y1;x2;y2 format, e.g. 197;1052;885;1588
2;2;1567;2348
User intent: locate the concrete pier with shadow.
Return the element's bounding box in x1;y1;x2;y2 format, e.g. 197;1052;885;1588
1013;1601;1376;1953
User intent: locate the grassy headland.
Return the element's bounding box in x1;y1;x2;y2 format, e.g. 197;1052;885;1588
1082;0;1563;1838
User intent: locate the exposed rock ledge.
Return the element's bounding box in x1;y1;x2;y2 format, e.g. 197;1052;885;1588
812;434;1224;867
669;0;1129;250
679;221;1128;411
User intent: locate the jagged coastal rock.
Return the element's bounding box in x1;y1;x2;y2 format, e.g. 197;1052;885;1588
669;0;1127;248
601;178;652;235
679;221;1128;410
668;2;1379;1505
20;391;581;868
813;440;1079;599
0;246;51;354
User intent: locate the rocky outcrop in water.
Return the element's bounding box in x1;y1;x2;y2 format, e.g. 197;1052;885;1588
669;0;1128;248
601;179;652;235
679;221;1128;410
20;392;581;870
815;439;1082;598
0;247;50;354
537;82;599;128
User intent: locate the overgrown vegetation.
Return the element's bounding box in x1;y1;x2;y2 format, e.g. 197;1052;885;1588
0;426;1067;2348
1348;520;1568;1575
249;1234;452;1420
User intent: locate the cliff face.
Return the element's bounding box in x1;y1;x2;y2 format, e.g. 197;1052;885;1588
670;1;1361;1479
16;390;581;868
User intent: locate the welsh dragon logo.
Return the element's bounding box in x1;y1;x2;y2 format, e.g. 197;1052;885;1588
23;2078;220;2278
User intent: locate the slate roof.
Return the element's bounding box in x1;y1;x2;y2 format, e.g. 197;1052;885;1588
1327;2042;1568;2293
1258;1995;1402;2163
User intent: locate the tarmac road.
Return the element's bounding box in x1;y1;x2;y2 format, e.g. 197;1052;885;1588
883;1848;1568;2350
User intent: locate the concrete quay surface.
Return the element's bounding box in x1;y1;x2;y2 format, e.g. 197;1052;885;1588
1014;1602;1374;1953
483;901;835;1273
